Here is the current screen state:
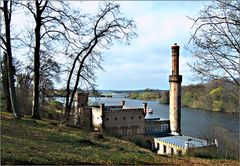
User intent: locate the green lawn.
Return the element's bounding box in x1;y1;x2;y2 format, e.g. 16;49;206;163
1;111;238;165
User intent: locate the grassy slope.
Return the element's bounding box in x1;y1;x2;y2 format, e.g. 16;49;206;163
1;112;238;165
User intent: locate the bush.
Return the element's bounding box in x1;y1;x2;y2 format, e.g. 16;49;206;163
186;146;223;159
43;109;60;120
212;100;224;112
128;136;151;149
49;100;63;109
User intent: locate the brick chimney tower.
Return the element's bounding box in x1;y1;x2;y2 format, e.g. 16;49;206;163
169;43;182;135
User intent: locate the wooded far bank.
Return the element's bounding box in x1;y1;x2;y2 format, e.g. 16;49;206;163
128;79;239;113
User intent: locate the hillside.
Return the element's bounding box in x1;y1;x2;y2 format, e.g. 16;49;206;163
181;80;239;112
127;80;239;112
1;111;238;165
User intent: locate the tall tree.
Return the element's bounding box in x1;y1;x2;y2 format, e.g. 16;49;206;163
30;0;48;119
64;2;136;121
17;0;83;119
0;0;21;118
15;1;136;122
27;51;61;106
39;53;60;106
188;0;240;86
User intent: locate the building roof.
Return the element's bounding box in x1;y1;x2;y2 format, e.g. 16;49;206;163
155;135;208;148
144;117;169;122
144;112;169;121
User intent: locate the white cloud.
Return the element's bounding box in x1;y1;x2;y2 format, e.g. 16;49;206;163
6;1;209;90
96;1;207;90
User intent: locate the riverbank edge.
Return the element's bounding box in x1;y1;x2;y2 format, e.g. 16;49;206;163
128;97;239;113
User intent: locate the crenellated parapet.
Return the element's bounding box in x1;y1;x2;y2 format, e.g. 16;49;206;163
107;108;144;113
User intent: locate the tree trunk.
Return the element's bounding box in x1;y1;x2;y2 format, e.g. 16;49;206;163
1;52;12;112
3;0;21;118
31;2;41;119
65;41;98;122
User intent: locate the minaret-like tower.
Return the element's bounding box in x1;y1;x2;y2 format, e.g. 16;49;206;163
169;43;182;135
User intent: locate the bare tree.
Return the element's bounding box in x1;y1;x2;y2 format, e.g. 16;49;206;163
12;1;136;122
27;51;60;106
0;0;21;118
17;0;81;119
187;0;240;87
15;0;49;119
63;2;137;122
39;52;60;106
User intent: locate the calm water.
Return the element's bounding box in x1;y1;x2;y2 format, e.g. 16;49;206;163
89;97;239;138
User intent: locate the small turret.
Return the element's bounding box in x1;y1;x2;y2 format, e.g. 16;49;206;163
121;100;125;107
143;102;147;115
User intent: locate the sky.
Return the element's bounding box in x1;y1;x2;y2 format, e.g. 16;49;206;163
2;1;211;91
78;1;211;90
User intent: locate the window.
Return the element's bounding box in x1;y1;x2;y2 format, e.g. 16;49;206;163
163;145;166;153
106;118;109;121
123;117;126;120
131;116;133;120
115;117;117;120
139;116;141;119
171;148;174;155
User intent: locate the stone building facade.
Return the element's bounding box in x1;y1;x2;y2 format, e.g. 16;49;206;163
73;92;171;136
91;102;145;136
73;92;92;130
144;118;170;134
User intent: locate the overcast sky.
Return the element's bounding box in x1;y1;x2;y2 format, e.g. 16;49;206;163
85;1;210;90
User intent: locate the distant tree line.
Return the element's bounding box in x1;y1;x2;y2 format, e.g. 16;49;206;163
128;89;169;104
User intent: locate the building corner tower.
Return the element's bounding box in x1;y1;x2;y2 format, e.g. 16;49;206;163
169;43;182;135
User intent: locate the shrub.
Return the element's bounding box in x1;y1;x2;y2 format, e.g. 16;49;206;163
212;101;224;112
186;146;222;159
49;100;63;109
128;136;151;149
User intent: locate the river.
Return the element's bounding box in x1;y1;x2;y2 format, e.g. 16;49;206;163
89;97;239;138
